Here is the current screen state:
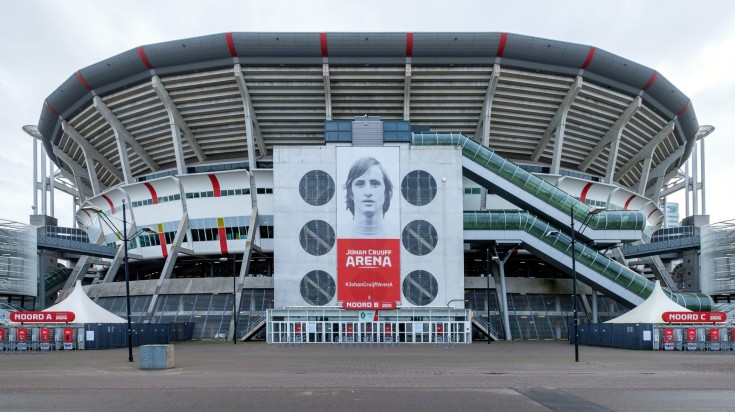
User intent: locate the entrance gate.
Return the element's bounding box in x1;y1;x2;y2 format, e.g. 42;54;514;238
266;308;471;344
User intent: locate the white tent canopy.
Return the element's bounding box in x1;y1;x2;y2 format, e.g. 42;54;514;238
605;281;691;324
42;281;126;324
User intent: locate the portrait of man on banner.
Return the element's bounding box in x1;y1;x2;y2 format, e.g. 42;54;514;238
336;147;400;310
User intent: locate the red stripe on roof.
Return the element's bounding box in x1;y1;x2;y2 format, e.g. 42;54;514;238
207;174;221;197
76;71;92;91
137;46;153;70
580;182;594;203
225;33;237;57
676;100;691;117
580;47;596;69
101;195;115;214
623;195;636;210
218;227;229;254
497;33;507;57
642;71;658;91
647;209;658;219
406;33;414;57
143;182;159;204
44;101;59;116
320;33;328;57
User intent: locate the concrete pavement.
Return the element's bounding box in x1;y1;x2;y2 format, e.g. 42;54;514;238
2;340;735;411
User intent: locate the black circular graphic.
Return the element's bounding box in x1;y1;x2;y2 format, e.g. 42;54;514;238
401;170;437;206
299;220;335;256
402;270;438;306
299;170;335;206
300;270;336;306
401;220;438;256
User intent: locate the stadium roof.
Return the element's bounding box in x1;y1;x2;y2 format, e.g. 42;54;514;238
37;32;699;197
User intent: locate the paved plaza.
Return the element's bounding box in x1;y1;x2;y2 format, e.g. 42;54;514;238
2;340;735;411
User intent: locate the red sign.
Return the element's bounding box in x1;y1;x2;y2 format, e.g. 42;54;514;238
346;323;354;337
338;238;400;310
10;311;76;323
710;328;720;342
662;312;726;323
63;328;74;343
0;328;4;341
384;323;392;338
663;328;674;343
17;328;28;342
40;328;50;342
294;323;302;337
437;324;444;337
686;328;697;343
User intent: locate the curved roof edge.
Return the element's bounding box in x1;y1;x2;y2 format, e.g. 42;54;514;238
37;31;699;164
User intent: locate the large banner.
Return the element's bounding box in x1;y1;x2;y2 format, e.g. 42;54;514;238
336;147;400;310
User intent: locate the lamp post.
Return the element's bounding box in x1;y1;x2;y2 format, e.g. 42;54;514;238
222;256;238;344
446;299;466;308
486;248;491;344
81;201;156;362
564;204;604;363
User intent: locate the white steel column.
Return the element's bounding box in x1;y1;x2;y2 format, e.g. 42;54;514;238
531;76;582;173
32;134;38;213
323;62;333;120
48;158;55;217
403;62;411;120
478;65;500;210
62;120;120;194
152;75;206;174
692;143;699;216
701;138;707;215
94;96;160;184
684;160;690;218
41;142;47;215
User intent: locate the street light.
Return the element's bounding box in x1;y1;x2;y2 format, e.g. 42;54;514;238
486;248;491;344
81;201;157;362
547;204;605;363
446;299;467;308
220;256;238;344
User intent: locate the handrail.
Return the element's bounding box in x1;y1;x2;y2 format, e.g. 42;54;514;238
412;132;646;234
463;210;712;311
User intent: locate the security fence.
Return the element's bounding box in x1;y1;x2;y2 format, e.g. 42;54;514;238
574;323;735;351
0;322;194;352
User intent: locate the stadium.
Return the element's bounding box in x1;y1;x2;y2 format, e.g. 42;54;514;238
21;32;719;343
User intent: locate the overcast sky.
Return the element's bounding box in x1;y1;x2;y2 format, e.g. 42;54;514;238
2;0;734;228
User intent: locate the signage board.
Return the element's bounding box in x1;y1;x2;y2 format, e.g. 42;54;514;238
686;328;698;351
63;328;74;350
10;311;76;323
336;147;400;310
710;328;721;351
40;327;51;351
661;312;726;323
17;327;28;351
663;328;674;351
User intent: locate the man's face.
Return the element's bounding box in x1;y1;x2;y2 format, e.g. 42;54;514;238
351;165;385;217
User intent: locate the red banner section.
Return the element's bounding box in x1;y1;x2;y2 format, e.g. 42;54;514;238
17;328;28;342
663;328;674;343
40;328;51;342
10;311;76;323
662;312;726;323
63;328;74;343
686;328;697;343
338;238;400;310
710;328;720;342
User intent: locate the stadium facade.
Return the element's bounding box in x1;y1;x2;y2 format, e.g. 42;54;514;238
24;32;719;343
